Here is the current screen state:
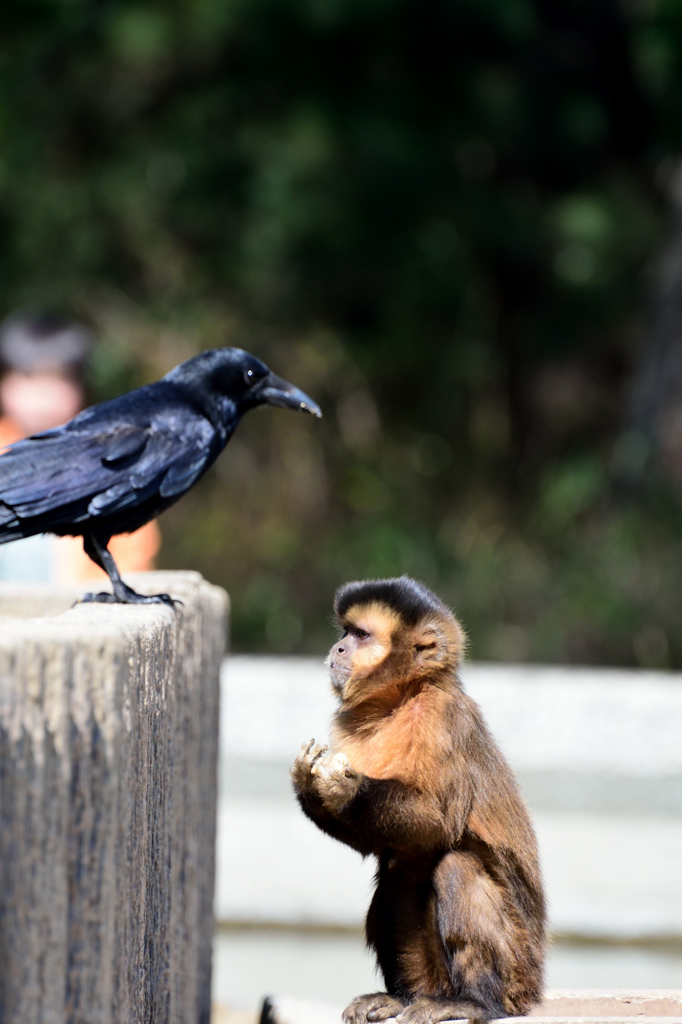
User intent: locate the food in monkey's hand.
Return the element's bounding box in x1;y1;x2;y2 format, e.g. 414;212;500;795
291;577;547;1024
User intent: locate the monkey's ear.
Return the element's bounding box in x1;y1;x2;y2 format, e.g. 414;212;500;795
412;625;448;665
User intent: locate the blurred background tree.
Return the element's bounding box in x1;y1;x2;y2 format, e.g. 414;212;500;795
1;0;682;664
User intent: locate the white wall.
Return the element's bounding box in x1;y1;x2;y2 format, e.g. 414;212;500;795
216;657;682;940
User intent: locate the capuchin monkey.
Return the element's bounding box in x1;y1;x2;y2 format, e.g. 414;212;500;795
291;577;546;1024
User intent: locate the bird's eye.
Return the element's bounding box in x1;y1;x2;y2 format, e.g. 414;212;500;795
244;369;256;385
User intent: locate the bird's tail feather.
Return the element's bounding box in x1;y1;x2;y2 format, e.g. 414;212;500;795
0;502;37;544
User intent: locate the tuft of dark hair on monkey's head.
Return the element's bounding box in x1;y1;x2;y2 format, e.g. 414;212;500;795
334;575;452;627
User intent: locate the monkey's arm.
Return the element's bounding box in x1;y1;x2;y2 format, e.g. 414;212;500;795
334;776;451;854
296;787;364;848
307;749;463;855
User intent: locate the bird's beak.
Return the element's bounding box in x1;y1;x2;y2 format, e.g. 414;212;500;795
257;373;322;418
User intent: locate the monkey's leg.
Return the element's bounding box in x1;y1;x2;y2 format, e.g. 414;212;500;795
343;993;407;1024
392;851;514;1024
79;534;177;607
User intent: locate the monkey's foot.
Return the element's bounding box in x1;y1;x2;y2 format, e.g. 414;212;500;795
78;590;179;608
343;993;407;1024
395;997;492;1024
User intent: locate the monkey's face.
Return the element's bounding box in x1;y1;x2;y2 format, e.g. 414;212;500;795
327;602;400;699
329;597;466;708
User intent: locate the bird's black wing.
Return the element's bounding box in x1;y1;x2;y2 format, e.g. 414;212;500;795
0;402;219;537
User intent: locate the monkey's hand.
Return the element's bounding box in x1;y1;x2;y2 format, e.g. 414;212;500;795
291;739;329;794
344;993;407;1024
310;750;362;813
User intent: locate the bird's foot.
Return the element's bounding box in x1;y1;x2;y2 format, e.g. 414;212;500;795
120;590;181;607
77;589;181;608
78;592;120;605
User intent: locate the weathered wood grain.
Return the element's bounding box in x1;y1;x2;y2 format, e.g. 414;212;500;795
0;571;227;1024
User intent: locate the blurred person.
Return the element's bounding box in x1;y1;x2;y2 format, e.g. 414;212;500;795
0;312;160;584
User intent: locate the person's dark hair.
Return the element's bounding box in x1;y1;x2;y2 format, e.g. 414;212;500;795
0;312;92;375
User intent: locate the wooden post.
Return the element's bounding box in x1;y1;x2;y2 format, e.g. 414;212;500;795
0;571;227;1024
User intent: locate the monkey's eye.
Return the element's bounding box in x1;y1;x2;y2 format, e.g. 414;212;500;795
351;627;370;641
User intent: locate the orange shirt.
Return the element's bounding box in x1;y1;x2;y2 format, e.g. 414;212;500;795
0;414;161;583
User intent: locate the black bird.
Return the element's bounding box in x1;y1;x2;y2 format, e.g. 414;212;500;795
0;347;321;605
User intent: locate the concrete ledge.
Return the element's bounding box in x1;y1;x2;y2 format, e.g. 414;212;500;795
0;571;227;1024
530;991;682;1016
259;991;682;1024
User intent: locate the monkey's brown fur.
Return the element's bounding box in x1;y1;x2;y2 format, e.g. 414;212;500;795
292;577;546;1024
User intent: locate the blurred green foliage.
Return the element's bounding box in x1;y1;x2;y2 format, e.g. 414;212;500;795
1;0;682;664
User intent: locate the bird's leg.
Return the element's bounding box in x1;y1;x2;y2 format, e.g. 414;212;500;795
79;534;177;607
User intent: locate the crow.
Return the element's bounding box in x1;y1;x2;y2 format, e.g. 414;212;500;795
0;347;321;605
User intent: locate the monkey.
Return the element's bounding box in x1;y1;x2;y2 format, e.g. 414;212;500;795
291;577;546;1024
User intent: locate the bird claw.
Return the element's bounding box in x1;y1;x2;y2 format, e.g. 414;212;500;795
132;592;182;607
76;592;120;605
76;591;182;608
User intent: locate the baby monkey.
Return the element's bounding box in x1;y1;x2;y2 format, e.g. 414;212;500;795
291;577;546;1024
